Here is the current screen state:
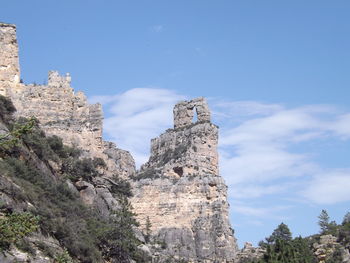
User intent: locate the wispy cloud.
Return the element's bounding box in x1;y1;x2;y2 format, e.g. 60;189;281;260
302;170;350;204
150;25;164;33
90;88;185;167
231;202;292;220
91;89;350;213
214;100;350;207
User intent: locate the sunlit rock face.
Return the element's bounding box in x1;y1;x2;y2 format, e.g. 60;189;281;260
131;98;239;262
0;23;135;182
0;23;20;95
0;23;135;218
1;23;238;262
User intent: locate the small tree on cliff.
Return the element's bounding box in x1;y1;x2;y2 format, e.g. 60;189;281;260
318;209;330;234
98;196;141;262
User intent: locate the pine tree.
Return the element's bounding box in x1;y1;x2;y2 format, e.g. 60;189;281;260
266;223;292;244
342;211;350;224
318;209;330;234
99;196;140;263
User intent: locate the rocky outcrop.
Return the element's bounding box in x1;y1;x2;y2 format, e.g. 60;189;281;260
131;98;238;262
0;23;135;183
313;235;350;263
0;23;20;95
1;22;239;262
236;242;265;263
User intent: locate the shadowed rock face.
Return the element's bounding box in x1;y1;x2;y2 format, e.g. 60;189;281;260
132;98;238;262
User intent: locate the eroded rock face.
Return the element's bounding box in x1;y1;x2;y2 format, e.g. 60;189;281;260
131;98;238;262
0;23;135;220
313;235;350;263
173;97;211;129
0;23;20;95
0;23;135;183
236;242;265;263
1;23;238;262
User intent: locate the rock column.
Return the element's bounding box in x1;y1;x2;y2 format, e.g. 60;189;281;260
0;23;20;95
132;98;238;262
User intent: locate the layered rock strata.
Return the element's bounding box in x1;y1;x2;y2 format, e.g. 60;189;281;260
1;22;239;262
0;23;20;95
0;22;134;175
131;98;238;262
0;23;135;215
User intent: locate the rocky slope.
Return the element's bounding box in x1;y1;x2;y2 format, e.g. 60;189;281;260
1;22;239;262
0;23;135;180
131;98;238;262
0;22;137;218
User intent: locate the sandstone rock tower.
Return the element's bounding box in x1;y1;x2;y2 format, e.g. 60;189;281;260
131;98;238;262
0;23;20;95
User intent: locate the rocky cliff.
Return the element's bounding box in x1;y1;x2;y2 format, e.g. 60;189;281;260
0;23;136;218
131;98;238;262
0;22;239;262
0;22;135;180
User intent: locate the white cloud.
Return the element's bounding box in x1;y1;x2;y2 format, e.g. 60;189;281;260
150;25;164;33
229;183;291;199
331;114;350;139
90;89;350;209
302;171;350;204
214;101;350;207
90;88;185;167
231;202;291;220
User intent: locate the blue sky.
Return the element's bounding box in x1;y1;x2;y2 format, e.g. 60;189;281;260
2;0;350;246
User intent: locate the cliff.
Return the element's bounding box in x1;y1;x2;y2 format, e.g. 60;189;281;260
0;23;135;180
132;98;238;262
0;22;240;262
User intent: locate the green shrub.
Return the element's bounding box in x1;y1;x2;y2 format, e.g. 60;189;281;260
54;248;74;263
110;177;133;197
0;117;142;262
98;197;143;263
0;211;39;251
62;157;99;182
92;157;106;168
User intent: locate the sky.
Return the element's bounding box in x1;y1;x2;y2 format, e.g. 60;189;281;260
2;0;350;247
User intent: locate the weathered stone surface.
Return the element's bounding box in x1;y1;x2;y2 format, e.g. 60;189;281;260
0;23;20;96
236;242;265;263
173;97;211;129
131;98;238;262
313;234;350;263
1;23;239;262
0;24;136;183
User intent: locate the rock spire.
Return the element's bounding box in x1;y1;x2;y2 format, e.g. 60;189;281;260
131;98;238;262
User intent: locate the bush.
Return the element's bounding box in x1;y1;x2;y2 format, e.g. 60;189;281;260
54;248;74;263
0;117;142;262
0;211;39;251
16;118;58;162
62;157;99;182
110;177;133;197
98;197;142;263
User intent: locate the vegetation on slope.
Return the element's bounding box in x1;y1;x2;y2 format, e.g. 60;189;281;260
0;95;146;262
243;210;350;263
